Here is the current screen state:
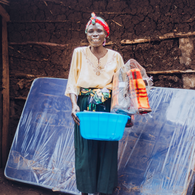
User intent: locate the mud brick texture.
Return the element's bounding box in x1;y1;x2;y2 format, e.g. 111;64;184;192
4;0;195;156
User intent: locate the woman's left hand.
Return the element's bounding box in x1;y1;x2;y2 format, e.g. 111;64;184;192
70;93;80;126
71;104;80;125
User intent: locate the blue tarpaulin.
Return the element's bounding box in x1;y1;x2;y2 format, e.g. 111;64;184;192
5;78;195;195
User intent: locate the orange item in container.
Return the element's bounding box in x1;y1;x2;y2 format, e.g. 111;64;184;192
127;68;152;114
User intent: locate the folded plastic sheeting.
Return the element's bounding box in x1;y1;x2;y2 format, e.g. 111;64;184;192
5;78;195;195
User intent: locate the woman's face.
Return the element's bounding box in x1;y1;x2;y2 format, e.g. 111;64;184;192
87;23;106;47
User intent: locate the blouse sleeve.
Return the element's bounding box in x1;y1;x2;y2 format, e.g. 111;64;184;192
114;53;124;73
65;49;81;97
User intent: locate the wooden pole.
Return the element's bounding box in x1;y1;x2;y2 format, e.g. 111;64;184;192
0;5;10;21
9;41;114;47
10;31;195;47
121;32;195;45
147;69;195;75
9;20;70;23
2;18;9;166
9;41;69;47
0;1;9;6
10;72;39;78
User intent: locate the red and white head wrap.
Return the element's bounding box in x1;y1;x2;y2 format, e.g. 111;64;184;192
85;12;110;37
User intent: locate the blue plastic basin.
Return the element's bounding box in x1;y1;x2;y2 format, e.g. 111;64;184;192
76;112;130;141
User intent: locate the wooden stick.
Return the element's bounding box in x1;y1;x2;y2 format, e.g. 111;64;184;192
13;97;27;100
9;53;49;62
9;20;70;23
9;41;114;47
0;0;9;5
147;69;195;75
10;72;42;78
9;41;69;47
185;16;195;23
112;20;123;27
2;18;10;166
43;0;48;6
121;32;195;45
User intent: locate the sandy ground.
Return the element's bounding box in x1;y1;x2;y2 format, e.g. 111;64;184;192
0;168;71;195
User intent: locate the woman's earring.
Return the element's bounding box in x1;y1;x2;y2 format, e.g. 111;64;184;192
103;38;106;46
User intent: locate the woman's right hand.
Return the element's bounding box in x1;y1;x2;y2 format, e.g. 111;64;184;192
70;93;80;126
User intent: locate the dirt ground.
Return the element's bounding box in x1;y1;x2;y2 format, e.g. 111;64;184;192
1;166;195;195
0;168;71;195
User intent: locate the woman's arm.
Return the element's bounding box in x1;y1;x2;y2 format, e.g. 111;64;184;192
70;93;80;126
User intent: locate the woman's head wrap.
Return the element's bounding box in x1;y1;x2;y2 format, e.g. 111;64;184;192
85;12;110;37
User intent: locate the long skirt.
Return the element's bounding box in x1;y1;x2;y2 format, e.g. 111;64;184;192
74;95;118;194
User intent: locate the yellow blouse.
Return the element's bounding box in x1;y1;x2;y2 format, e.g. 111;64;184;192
65;46;124;97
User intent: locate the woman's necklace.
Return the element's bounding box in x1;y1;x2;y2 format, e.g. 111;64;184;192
96;61;103;76
92;49;107;76
83;47;111;76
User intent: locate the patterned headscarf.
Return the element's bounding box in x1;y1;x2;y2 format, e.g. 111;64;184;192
85;12;110;37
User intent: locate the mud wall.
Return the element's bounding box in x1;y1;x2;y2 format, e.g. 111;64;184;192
6;0;195;148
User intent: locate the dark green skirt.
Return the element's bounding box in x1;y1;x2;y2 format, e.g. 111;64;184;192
74;95;118;194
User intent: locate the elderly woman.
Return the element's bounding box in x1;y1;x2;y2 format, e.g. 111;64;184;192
65;13;124;195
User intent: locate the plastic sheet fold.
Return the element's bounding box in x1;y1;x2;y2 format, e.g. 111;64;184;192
5;78;195;195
